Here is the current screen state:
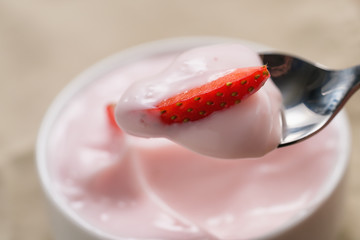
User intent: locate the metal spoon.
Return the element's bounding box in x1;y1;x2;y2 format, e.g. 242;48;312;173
260;53;360;147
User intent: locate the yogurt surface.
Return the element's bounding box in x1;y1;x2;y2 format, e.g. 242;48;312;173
47;43;348;240
115;44;282;158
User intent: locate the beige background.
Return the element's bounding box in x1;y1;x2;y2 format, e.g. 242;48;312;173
1;0;360;239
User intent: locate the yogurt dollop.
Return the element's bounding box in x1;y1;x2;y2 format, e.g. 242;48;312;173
115;44;283;158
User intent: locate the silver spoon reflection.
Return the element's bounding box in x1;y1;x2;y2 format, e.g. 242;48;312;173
260;53;360;147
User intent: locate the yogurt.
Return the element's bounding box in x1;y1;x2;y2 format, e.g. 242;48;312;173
115;44;283;158
45;40;349;240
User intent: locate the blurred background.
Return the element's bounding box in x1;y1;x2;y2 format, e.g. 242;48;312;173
0;0;359;239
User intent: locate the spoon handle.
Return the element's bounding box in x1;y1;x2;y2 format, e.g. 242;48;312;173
331;65;360;116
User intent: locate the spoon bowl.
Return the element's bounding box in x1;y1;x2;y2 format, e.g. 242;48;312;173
260;53;360;147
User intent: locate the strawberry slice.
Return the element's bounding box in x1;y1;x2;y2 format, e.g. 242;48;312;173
152;65;270;124
106;103;122;131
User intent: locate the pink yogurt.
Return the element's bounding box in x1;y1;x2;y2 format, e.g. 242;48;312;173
40;38;350;240
115;44;282;158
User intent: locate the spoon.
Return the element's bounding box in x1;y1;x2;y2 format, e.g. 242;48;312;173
260;53;360;147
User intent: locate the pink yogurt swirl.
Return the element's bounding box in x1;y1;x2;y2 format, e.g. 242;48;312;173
115;44;283;158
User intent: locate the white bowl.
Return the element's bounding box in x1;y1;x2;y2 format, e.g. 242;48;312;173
36;37;351;240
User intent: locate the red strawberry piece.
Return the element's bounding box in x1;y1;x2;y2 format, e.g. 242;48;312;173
106;103;122;131
152;65;270;124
